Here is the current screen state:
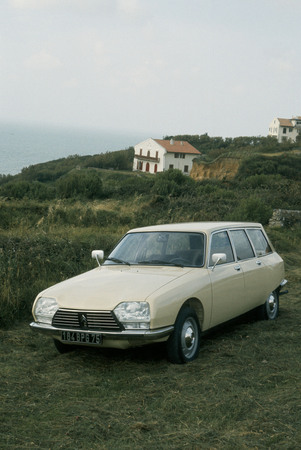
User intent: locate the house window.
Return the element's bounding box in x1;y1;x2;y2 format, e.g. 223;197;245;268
146;162;150;172
140;148;142;155
169;164;174;169
289;128;293;133
156;151;158;160
283;128;287;134
154;164;157;173
139;161;143;170
147;151;150;157
184;165;189;173
175;153;179;158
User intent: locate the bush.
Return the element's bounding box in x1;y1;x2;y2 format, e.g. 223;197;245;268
0;203;48;229
152;169;196;197
226;196;273;224
56;170;103;199
237;155;301;181
115;175;154;197
0;181;55;200
87;148;134;170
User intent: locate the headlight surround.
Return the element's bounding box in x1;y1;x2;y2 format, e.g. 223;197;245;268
113;302;150;330
34;297;59;324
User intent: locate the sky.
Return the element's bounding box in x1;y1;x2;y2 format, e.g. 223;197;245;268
0;0;300;138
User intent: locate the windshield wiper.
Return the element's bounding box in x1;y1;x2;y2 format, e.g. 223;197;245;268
138;259;184;268
106;257;131;266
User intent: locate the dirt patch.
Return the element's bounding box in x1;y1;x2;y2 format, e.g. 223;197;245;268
191;157;241;181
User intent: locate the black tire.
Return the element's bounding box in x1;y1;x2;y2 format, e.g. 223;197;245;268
257;290;279;320
166;306;201;364
53;339;75;354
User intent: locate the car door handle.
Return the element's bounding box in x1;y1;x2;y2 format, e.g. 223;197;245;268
256;260;262;266
234;265;241;271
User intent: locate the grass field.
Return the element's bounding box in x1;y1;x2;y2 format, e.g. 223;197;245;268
1;149;301;448
1;275;300;449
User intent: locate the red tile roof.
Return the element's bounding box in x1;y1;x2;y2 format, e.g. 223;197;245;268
154;139;201;155
278;118;293;127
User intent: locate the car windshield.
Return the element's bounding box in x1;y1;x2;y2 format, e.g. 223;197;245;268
104;232;205;267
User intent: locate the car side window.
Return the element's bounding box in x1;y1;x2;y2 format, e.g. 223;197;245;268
247;229;272;256
209;231;234;266
230;230;255;260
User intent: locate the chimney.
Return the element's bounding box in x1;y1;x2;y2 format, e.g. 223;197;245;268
170;138;174;145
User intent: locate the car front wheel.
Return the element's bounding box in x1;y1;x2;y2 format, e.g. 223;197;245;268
258;290;279;320
167;306;201;364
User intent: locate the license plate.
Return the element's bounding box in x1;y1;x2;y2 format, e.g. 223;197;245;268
61;331;102;345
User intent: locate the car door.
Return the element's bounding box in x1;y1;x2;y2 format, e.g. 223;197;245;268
208;230;246;327
229;228;268;311
245;228;278;306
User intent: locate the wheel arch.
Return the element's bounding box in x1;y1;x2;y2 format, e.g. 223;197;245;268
181;298;204;330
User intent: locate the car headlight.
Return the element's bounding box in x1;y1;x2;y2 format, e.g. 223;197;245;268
34;297;59;324
113;302;150;330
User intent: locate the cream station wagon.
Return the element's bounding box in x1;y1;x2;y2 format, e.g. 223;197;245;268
30;222;287;363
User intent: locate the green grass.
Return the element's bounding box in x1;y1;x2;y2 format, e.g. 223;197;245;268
1;153;301;448
0;278;300;448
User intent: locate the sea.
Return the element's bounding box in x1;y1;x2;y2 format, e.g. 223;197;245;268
0;122;149;175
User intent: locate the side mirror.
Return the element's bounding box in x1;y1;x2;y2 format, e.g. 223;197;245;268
211;253;227;271
92;250;104;267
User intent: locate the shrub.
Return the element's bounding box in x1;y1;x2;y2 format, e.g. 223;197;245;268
0;181;55;200
152;169;195;197
56;170;103;199
237;155;301;181
226;196;273;224
115;175;154;197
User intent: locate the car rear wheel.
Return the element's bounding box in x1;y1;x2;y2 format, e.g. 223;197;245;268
257;290;279;320
53;339;75;353
167;306;201;364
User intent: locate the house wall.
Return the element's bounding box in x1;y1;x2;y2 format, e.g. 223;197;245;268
133;138;198;174
164;152;195;174
268;118;280;140
268;118;299;143
133;138;165;174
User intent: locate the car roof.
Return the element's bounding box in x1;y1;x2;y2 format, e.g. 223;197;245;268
128;222;262;234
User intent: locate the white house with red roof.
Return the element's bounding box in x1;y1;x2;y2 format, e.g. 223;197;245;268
133;138;201;175
268;116;301;143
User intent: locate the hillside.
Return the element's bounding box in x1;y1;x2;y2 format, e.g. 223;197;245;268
0;135;301;327
1;135;301;448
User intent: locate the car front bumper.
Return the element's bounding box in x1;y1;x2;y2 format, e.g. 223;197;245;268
29;321;174;342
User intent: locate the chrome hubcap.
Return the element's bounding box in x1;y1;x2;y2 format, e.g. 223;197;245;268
181;318;197;358
185;325;195;348
268;293;276;314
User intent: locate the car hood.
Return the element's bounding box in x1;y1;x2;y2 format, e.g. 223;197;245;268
39;265;192;310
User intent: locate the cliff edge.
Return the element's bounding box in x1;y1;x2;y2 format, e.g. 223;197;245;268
190;157;241;181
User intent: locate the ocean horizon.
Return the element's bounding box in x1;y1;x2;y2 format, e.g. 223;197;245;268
0;122;151;175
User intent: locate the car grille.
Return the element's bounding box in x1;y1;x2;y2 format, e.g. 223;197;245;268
52;309;122;331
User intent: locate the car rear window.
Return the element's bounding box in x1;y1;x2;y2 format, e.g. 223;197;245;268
247;229;272;256
230;229;255;260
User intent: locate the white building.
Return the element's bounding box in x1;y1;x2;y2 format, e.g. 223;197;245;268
268;116;301;143
133;138;201;175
